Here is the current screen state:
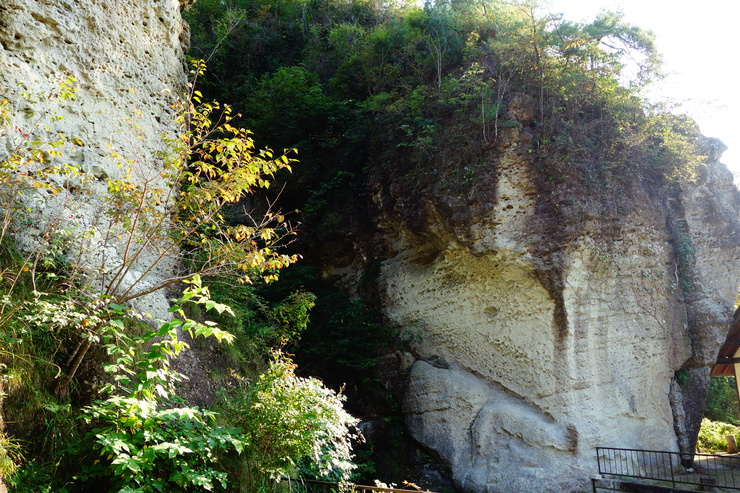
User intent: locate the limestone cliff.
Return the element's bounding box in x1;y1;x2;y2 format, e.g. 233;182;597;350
320;98;740;492
0;0;191;318
2;2;739;491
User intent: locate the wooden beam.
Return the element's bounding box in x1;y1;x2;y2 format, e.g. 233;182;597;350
715;356;740;365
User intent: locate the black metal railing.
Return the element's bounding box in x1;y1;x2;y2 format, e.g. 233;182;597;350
596;446;740;490
280;479;438;493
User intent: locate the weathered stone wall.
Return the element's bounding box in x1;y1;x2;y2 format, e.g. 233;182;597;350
0;0;191;318
325;98;740;491
669;139;740;455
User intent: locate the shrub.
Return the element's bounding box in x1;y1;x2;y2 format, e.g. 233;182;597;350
1;66;359;491
697;418;740;453
74;277;242;492
218;352;359;491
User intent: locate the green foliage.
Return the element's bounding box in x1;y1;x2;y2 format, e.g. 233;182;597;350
674;368;689;386
0;430;22;480
5;460;67;493
0;69;358;492
185;0;707;230
204;279;316;362
245;66;339;150
75;278;242;492
217;352;358;491
639;113;705;181
705;377;740;425
697;418;740;454
271;290;317;344
301;291;394;371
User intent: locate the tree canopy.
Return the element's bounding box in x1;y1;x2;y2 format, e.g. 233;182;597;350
184;0;702;223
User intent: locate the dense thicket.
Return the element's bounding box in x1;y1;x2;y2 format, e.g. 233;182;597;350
705;377;740;425
0;70;358;492
184;0;703;213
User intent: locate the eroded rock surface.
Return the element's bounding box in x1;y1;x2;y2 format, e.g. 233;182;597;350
0;0;191;318
324;98;740;491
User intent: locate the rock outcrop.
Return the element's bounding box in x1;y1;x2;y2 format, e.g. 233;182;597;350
0;0;191;318
323;97;740;491
2;2;739;491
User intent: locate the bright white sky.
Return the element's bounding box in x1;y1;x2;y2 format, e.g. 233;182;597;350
545;0;740;181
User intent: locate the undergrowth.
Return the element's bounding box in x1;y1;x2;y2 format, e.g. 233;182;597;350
697;418;740;454
0;65;360;492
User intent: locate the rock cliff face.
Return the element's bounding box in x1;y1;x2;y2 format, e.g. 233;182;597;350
0;0;191;318
323;99;740;491
3;2;739;491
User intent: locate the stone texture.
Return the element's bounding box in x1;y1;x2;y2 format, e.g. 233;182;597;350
0;0;190;318
341;101;740;491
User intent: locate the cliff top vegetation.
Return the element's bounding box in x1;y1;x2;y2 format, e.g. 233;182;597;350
184;0;705;236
